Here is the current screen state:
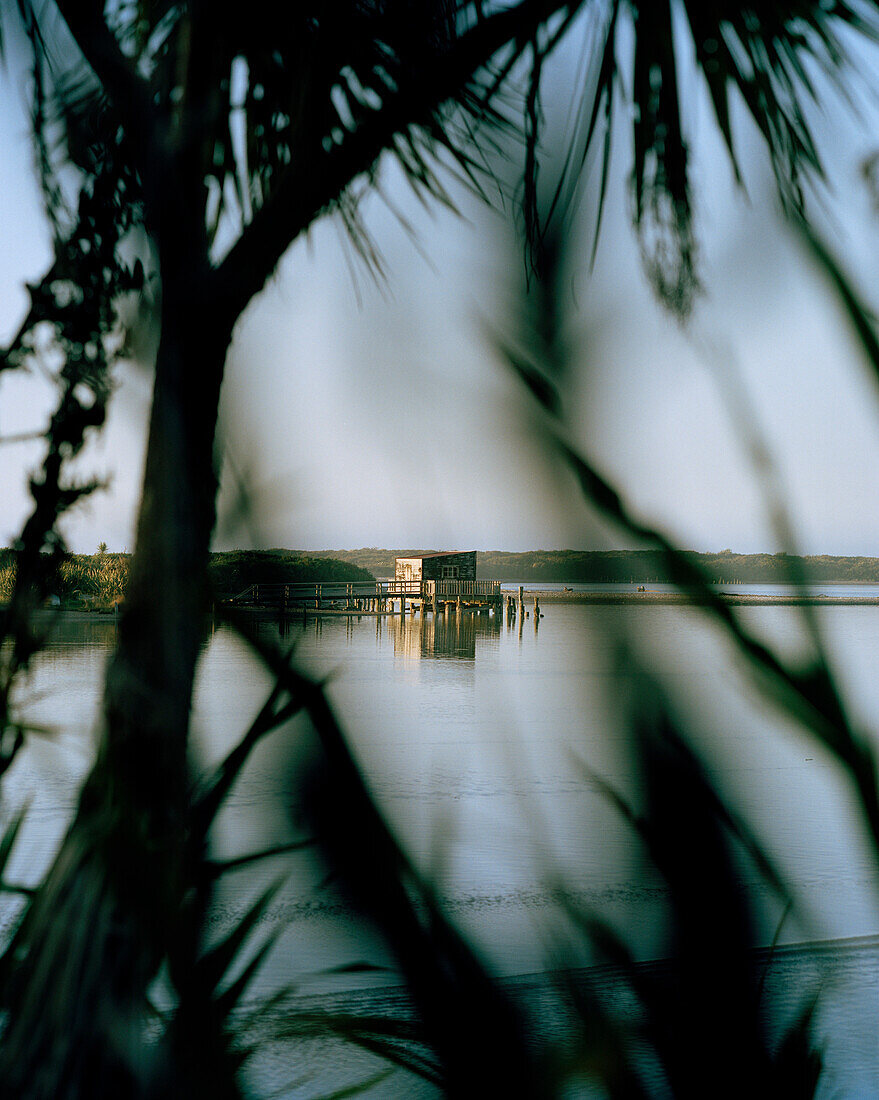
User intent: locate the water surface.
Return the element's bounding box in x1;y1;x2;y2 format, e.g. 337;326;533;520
5;599;879;1095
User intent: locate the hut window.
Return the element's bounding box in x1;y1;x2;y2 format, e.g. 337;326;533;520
442;565;460;579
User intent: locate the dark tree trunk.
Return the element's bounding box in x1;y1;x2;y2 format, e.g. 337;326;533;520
0;280;234;1097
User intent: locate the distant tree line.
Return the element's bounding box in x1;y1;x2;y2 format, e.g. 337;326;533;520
0;550;373;607
300;548;879;584
207;551;373;597
10;548;871;595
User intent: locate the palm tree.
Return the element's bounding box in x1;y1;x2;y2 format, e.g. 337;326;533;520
0;1;876;1094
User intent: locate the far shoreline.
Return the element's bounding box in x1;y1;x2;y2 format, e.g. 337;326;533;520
15;591;879;621
526;591;879;606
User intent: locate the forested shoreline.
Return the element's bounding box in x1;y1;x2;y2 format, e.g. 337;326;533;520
0;549;373;609
4;548;877;608
300;548;879;583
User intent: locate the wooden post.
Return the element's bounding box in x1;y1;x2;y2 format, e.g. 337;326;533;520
518;585;524;618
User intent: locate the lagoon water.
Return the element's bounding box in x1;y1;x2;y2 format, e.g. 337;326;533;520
6;590;879;1095
502;581;879;596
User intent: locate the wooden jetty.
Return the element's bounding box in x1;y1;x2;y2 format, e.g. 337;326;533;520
230;578;504;617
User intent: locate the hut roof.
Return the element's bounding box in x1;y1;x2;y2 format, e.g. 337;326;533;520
396;550;475;560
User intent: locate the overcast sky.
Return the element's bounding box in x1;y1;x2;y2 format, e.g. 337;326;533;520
3;21;879;556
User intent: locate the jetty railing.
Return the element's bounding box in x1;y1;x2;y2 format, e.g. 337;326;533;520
230;579;502;608
433;579;499;597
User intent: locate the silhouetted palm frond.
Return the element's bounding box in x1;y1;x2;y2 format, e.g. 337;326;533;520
548;0;879;313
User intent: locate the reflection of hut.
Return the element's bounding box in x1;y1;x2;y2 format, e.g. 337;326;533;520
395;551;477;583
390;604;500;660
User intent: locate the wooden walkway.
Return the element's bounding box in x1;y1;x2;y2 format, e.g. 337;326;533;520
231;578;503;614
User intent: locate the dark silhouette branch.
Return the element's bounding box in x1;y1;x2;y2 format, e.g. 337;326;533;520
52;1;157;169
214;0;576;320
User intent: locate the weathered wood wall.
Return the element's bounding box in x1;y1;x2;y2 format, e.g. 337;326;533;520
422;552;477;581
395;551;478;583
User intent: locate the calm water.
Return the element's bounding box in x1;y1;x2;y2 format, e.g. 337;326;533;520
502;581;879;597
5;598;879;1096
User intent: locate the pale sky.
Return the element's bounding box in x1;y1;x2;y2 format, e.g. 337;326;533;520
3;21;879;557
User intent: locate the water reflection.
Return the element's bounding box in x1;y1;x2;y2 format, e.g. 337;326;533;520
388;608;501;660
8;603;879;1099
31;612;118;653
268;601;541;657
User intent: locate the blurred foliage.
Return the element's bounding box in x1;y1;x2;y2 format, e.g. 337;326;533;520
1;1;879;1098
